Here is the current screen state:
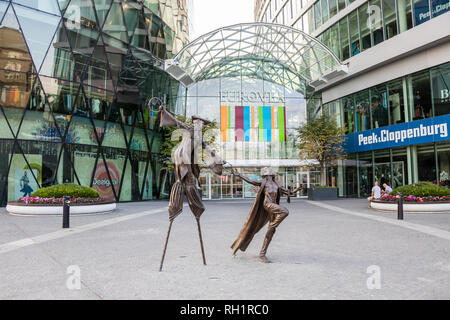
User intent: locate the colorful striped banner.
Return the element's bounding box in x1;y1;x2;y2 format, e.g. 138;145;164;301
243;106;250;142
235;106;244;141
220;105;228;141
220;105;287;142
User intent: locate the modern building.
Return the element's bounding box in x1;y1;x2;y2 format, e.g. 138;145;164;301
255;0;450;197
0;0;189;206
171;22;346;199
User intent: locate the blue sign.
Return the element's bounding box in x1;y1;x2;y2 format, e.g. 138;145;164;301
344;114;450;153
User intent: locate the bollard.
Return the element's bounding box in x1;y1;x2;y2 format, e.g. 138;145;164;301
397;192;403;220
63;196;71;228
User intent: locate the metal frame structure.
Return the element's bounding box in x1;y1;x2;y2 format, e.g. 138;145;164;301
164;22;348;92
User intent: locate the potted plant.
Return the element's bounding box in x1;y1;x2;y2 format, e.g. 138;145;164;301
296;113;346;200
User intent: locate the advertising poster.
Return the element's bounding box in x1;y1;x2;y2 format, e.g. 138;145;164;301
8;154;42;201
92;158;123;201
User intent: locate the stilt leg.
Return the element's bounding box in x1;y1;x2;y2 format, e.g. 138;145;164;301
195;217;207;265
159;220;174;272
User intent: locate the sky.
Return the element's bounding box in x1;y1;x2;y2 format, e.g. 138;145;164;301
188;0;255;41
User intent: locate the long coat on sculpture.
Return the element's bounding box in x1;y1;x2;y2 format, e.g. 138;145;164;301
231;167;298;263
158;107;224;270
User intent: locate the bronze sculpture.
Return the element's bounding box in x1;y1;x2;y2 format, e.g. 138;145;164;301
158;107;225;271
231;167;300;263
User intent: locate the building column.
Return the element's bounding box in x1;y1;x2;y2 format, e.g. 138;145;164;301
337;159;344;197
407;145;419;184
397;0;409;33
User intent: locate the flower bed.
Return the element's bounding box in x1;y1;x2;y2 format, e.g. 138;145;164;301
7;196;116;216
380;194;450;203
17;196;107;205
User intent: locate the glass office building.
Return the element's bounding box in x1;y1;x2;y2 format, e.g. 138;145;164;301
255;0;450;197
0;0;189;206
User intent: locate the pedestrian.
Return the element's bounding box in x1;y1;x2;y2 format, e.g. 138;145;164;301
382;183;393;195
367;181;381;202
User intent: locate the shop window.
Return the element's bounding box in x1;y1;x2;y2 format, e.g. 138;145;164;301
348;11;360;56
413;0;430;26
339;17;350;60
314;1;322;30
431;62;450;116
344;154;358;197
359;3;371;51
343;95;356;134
369;0;384;45
391;147;407;188
321;0;329;24
329;0;338;17
354;90;370;131
388;79;406;125
431;0;450;18
417;144;437;183
374;149;392;187
437;142;450;188
308;8;315;32
383;0;398;39
358;151;373;197
409;70;433;120
329;23;340;58
370;84;390;128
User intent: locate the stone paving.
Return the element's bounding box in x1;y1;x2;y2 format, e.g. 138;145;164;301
0;199;449;299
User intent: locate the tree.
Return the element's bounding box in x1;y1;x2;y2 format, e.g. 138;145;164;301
296;113;346;186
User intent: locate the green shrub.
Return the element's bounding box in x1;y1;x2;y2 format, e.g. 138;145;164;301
391;182;450;197
32;183;99;198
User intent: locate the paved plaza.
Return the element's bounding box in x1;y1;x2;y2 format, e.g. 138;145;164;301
1;199;450;300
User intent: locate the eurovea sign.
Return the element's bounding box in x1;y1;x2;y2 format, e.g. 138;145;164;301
344;114;450;153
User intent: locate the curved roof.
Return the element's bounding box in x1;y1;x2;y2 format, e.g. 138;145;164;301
164;22;348;92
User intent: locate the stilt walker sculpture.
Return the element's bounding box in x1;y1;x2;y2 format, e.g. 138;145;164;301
158;107;226;271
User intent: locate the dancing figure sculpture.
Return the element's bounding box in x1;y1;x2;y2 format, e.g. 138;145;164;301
158;107;225;271
231;167;300;263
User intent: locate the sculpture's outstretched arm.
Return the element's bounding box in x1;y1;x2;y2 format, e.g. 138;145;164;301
231;169;261;186
280;187;291;196
159;107;190;130
290;186;302;194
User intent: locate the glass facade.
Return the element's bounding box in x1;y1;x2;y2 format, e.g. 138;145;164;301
325;62;450;196
185;76;322;199
0;0;189;206
259;0;450;61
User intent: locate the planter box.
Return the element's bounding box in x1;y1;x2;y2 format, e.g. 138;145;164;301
370;200;450;213
307;188;338;200
6;202;117;216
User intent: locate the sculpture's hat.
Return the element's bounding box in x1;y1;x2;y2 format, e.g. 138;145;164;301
260;167;276;177
192;116;211;126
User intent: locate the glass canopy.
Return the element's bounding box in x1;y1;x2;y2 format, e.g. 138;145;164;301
165;22;348;93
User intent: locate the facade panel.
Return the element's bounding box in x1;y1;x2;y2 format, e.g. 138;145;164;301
0;0;189;206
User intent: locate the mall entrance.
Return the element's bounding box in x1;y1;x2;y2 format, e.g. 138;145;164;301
199;167;320;200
